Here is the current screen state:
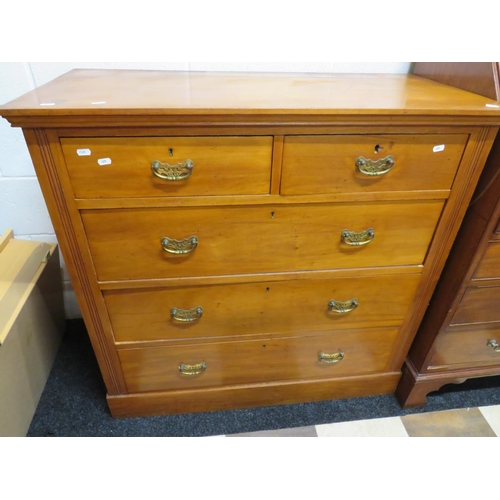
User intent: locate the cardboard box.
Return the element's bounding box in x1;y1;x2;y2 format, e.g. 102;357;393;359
0;229;65;436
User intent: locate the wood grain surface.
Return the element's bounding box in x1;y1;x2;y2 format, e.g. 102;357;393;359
281;133;468;195
413;62;500;100
82;200;444;281
2;70;500;118
61;136;273;198
429;323;500;369
105;273;421;343
118;327;399;393
473;242;500;280
450;286;500;325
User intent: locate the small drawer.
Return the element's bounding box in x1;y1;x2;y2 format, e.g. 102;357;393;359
61;136;273;198
429;324;500;370
280;134;468;195
82;200;444;281
491;218;500;240
118;327;399;393
473;242;500;280
105;274;421;342
450;285;500;326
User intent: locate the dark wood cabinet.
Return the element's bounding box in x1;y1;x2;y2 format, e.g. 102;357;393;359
397;62;500;407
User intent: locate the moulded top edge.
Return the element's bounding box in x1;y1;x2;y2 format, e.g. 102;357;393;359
1;70;500;119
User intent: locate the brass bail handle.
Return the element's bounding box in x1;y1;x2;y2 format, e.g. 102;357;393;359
341;228;375;246
161;236;198;255
170;306;203;323
151;159;194;181
179;362;207;376
318;351;345;364
328;298;359;314
487;339;500;352
356;155;395;176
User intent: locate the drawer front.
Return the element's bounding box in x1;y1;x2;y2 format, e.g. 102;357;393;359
83;200;444;281
281;134;468;195
429;324;500;369
118;328;399;392
473;242;500;280
451;286;500;326
61;136;273;198
105;274;421;342
495;218;500;237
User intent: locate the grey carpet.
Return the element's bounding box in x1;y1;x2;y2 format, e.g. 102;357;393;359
27;320;500;437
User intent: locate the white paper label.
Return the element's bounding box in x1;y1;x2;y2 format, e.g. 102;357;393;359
486;103;500;108
77;149;91;156
433;145;445;153
97;158;112;166
40;102;56;106
91;101;106;105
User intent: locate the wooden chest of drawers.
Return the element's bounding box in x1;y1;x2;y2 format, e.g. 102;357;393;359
395;62;500;407
2;70;500;417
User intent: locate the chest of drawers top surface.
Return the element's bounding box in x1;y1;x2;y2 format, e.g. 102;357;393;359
2;69;500;124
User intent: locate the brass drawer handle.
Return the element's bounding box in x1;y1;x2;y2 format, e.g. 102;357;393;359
161;236;198;254
328;298;358;314
151;159;194;181
356;155;395;176
179;361;207;376
171;306;203;322
318;351;345;364
487;339;500;352
341;228;375;246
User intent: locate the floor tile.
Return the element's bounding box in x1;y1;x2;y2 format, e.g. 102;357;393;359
315;417;409;437
227;425;318;437
479;405;500;436
401;408;496;437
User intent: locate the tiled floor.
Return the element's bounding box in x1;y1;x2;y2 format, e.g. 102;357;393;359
225;404;500;437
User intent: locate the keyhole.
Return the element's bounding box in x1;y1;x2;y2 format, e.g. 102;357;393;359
169;148;174;157
266;287;270;293
374;144;383;154
270;212;275;219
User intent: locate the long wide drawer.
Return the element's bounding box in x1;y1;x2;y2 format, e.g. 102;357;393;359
105;273;421;342
280;134;468;195
429;324;500;370
118;327;399;392
82;200;444;281
61;136;273;198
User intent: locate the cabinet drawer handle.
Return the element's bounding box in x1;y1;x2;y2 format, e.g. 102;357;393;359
318;351;345;364
151;159;194;181
356;155;395;176
179;361;207;376
487;339;500;352
161;236;198;254
341;228;375;246
328;298;358;314
171;306;203;322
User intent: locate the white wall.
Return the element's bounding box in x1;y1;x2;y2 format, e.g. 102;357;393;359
0;62;411;319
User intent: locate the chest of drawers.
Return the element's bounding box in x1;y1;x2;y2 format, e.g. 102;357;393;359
396;62;500;406
2;70;500;417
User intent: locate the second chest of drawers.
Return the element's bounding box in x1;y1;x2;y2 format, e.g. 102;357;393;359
397;134;500;406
